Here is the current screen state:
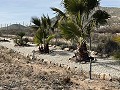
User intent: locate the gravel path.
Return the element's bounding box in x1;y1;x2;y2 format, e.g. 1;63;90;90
0;37;120;78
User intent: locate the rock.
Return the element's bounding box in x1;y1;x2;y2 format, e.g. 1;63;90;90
64;48;69;51
41;59;44;62
49;45;52;47
59;64;62;67
84;79;94;83
0;87;3;89
55;46;61;50
67;67;71;70
99;73;112;81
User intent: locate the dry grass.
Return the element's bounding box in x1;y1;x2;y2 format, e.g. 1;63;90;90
0;46;120;90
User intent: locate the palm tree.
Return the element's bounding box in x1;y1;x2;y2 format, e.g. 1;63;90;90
52;0;110;79
31;15;57;53
52;0;110;58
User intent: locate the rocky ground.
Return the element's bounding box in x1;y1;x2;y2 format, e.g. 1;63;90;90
0;46;120;90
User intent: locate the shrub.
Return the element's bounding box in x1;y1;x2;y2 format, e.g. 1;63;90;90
96;43;104;53
15;38;29;46
104;40;119;55
0;31;2;36
113;36;120;43
113;51;120;60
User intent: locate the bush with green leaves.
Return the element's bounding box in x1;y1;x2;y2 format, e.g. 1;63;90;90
95;39;120;58
113;51;120;60
104;40;119;55
14;32;29;46
96;43;104;54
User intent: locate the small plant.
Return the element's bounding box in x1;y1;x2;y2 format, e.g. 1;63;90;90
14;32;29;46
104;40;119;55
113;51;120;60
96;43;104;54
113;36;120;43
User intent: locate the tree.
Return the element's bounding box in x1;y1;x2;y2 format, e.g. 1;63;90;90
52;0;110;79
31;15;57;53
52;0;109;58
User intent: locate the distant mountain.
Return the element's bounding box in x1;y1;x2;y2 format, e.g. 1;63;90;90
102;7;120;17
0;24;34;36
0;24;27;30
101;7;120;24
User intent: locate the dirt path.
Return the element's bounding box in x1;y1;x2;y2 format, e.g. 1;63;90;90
0;37;120;79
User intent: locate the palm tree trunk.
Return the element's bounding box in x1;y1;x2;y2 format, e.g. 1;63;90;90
44;43;49;53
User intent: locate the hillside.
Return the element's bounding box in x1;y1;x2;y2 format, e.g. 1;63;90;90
0;24;34;36
0;24;27;30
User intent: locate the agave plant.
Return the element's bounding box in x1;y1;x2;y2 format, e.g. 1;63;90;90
31;15;57;53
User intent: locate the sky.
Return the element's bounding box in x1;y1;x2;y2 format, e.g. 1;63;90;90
0;0;120;25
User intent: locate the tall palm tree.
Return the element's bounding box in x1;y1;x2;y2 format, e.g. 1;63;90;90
52;0;110;56
31;15;57;53
52;0;110;79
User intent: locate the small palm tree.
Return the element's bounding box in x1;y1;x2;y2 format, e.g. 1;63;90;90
31;15;57;53
17;32;25;40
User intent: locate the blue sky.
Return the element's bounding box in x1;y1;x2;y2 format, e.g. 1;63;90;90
0;0;120;25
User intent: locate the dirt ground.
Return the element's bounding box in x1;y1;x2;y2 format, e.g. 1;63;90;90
0;46;120;90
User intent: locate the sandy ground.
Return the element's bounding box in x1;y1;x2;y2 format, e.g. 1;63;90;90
0;46;120;90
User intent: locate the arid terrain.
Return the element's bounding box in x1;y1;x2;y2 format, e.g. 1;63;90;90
0;46;120;90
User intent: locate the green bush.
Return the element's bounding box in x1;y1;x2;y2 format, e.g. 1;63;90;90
104;40;119;55
113;51;120;60
95;39;120;58
96;43;104;53
14;37;29;46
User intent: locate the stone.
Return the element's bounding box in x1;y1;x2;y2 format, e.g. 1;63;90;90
99;73;112;81
64;48;69;51
0;87;3;89
41;59;44;62
67;67;71;70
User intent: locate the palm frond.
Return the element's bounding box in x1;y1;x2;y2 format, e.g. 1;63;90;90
85;0;99;12
31;17;41;27
52;20;59;29
63;0;85;14
59;21;81;40
51;7;66;17
41;16;47;29
46;15;51;26
34;29;43;45
93;10;110;25
46;34;55;43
